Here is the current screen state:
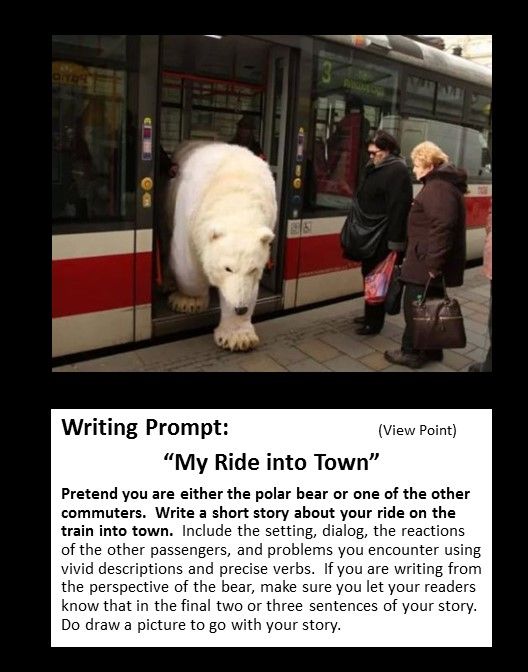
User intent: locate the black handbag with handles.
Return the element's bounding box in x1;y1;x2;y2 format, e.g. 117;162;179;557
340;199;388;261
412;277;466;349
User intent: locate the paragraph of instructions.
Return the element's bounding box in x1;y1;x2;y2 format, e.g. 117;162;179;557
51;408;491;647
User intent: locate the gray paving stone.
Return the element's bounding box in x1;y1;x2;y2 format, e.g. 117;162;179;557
379;323;404;340
360;334;401;353
54;350;144;372
384;314;407;328
239;354;288;372
464;300;490;313
262;343;308;366
471;285;492;298
286;359;332;372
359;351;391;371
256;319;305;340
465;347;487;362
456;288;490;303
309;302;357;320
161;365;207;372
465;330;488;349
457;342;478;356
296;338;342;362
199;362;248;372
324;355;372;372
466;311;488;325
135;336;214;366
318;332;376;358
464;278;484;288
466;327;489;348
419;361;457;372
442;350;473;370
463;317;489;335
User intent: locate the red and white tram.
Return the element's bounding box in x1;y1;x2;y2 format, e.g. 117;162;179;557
52;35;491;358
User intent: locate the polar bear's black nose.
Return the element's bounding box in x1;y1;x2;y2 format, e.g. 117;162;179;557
235;306;248;315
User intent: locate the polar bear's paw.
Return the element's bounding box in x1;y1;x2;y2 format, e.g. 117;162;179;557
167;291;209;313
214;324;260;352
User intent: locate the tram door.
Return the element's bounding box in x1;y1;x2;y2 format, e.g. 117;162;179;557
261;46;290;294
155;36;291;327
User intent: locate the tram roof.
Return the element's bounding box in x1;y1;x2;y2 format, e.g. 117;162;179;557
315;35;492;88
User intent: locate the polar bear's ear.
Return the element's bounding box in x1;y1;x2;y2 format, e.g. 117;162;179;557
259;228;275;245
209;226;225;242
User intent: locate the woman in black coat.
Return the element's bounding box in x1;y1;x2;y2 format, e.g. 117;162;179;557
354;131;413;335
384;141;467;369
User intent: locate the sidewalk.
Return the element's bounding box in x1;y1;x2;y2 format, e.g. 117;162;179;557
53;267;490;372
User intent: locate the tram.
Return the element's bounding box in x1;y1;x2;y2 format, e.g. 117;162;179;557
52;35;491;358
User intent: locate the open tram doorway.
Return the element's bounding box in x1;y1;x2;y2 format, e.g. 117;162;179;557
152;35;291;337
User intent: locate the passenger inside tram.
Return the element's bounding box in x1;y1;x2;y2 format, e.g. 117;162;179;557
325;94;370;188
313;94;370;205
64;116;94;219
229;115;265;158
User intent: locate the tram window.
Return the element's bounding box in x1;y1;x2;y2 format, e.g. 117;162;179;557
394;117;464;172
436;83;464;121
52;35;126;60
461;128;492;180
52;36;135;223
161;72;183;105
160;106;181;156
405;75;436;116
364;105;381;131
387;115;491;182
162;35;266;86
160;70;264;149
159;36;267;156
468;92;492;128
269;57;284;166
309;45;399;212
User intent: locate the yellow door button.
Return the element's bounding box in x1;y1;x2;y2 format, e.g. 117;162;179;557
293;178;302;189
141;177;153;191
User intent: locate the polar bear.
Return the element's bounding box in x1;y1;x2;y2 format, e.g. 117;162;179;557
165;142;277;351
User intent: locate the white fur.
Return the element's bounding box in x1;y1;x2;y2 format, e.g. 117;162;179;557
166;142;277;351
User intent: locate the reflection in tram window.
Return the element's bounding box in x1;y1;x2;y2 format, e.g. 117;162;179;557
405;75;436;116
310;48;398;211
52;35;135;223
469;93;492;128
388;116;492;182
436;83;464;121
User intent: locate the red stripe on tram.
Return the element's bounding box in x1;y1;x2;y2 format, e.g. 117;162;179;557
52;252;152;317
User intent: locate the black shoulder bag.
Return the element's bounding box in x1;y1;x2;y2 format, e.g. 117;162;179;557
340;198;388;261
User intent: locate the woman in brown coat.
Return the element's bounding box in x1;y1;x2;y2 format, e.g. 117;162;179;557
384;141;467;369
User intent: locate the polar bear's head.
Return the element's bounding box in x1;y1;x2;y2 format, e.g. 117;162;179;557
201;223;275;314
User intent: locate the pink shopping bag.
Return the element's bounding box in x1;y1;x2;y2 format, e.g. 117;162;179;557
364;251;398;304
